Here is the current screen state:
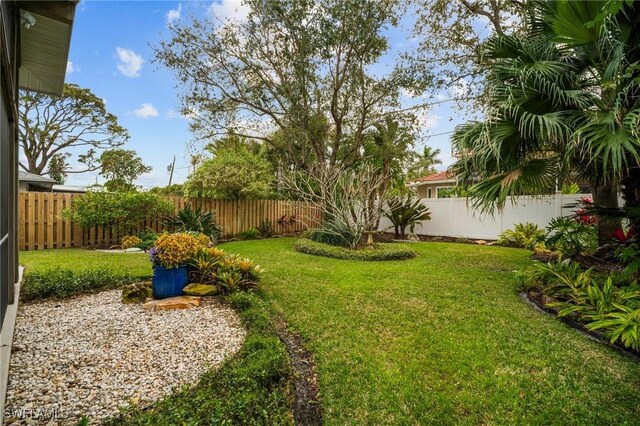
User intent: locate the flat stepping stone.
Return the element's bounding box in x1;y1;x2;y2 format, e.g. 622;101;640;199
143;296;202;311
184;283;218;296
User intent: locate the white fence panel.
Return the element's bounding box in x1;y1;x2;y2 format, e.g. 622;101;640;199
378;193;590;240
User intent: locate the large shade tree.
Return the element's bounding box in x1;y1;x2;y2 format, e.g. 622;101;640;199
452;0;640;244
18;83;129;177
155;0;417;171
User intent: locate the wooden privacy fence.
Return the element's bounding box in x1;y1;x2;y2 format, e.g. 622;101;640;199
18;192;319;251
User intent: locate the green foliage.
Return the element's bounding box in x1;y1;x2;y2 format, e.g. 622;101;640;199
384;195;431;238
257;220;274;238
517;259;640;352
189;247;262;293
545;217;598;257
407;146;442;180
100;149;152;192
561;183;580;195
437;186;473;198
105;292;292;425
496;223;545;250
451;2;640;214
18;83;129;176
135;229;158;251
238;228;260;240
22;267;137;301
65;192;173;235
148;184;184;196
164;204;222;244
184;140;275;199
295;239;415;261
308;217;363;248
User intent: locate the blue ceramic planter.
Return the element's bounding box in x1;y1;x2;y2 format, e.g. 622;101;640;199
152;265;189;299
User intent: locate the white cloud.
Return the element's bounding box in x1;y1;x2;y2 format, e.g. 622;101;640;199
116;47;144;78
66;61;75;74
166;4;182;26
208;0;250;23
417;112;441;131
134;103;159;118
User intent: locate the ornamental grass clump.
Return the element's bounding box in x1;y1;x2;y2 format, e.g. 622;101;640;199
150;232;209;269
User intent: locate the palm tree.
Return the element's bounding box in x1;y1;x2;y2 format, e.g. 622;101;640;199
408;145;442;179
452;0;640;245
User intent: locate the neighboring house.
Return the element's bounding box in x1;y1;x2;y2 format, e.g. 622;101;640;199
1;1;77;420
18;173;88;193
18;171;56;191
408;171;457;199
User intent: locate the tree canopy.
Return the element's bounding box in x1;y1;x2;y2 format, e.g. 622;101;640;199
18;83;129;177
99;149;152;192
155;0;418;171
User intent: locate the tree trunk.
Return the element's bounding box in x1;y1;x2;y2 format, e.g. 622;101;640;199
621;166;640;238
591;180;620;246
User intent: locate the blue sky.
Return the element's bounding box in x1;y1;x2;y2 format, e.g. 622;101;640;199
63;0;472;188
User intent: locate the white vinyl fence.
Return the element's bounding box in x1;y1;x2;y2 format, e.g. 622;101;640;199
379;193;592;240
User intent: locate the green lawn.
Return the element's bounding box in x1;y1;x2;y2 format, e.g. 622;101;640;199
222;239;640;425
20;248;152;279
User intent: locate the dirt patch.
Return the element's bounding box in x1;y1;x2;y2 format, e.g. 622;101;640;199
273;318;322;426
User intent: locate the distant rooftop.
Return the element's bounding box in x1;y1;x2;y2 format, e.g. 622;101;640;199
409;171;456;184
18;171;57;184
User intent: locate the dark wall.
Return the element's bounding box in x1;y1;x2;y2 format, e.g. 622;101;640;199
0;0;19;331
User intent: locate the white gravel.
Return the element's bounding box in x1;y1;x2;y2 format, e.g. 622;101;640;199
3;290;246;425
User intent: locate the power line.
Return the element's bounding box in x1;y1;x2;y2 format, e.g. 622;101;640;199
423;130;454;139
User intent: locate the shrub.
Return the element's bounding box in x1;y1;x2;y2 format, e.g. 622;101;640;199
496;223;544;249
164;204;222;244
121;235;142;250
64;191;173;235
189;247;262;293
517;260;640;351
151;232;209;269
238;227;260;240
136;228;158;251
257;220;273;238
294;239;415;261
22;267;136;301
384;195;431;238
545;216;597;257
309;217;364;248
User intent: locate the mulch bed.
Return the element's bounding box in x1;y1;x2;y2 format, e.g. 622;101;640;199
375;232;495;245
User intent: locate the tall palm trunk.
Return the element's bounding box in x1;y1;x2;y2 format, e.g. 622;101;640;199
591;180;620;246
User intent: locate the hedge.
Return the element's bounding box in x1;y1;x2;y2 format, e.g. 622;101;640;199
294;239;415;261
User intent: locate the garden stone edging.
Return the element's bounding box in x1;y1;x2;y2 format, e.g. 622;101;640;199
519;291;640;362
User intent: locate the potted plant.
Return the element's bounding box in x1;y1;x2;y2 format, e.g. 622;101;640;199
149;232;208;298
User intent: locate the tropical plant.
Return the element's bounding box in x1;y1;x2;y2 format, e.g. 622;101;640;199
164;204;222;244
190;247;226;284
452;1;640;245
496;223;544;250
384;195;431;238
561;183;580;195
545;217;598;257
238;228;260;240
135;229;158;251
257;220;273;238
120;235;141;250
150;232;208;269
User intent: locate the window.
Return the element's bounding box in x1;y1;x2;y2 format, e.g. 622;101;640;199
427;188;432;198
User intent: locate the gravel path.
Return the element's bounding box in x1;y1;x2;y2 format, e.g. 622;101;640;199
4;290;246;425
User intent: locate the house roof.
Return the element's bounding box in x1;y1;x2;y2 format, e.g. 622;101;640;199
52;184;86;193
18;171;56;184
18;1;78;96
410;171;456;184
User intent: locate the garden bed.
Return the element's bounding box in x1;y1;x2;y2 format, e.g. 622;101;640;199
294;239;415;261
4;290;245;425
521;290;640;360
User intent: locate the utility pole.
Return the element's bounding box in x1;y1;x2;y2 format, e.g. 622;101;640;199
167;156;176;187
